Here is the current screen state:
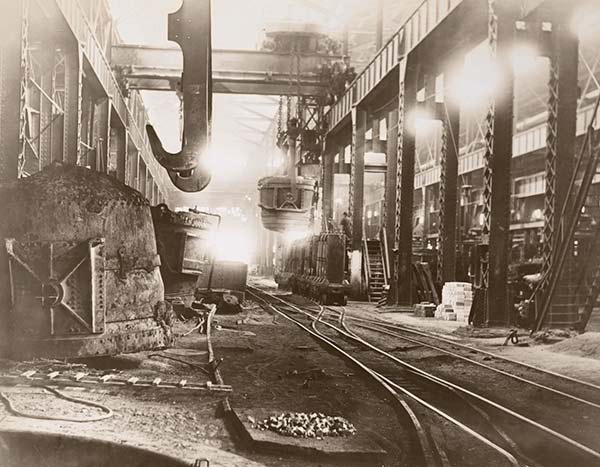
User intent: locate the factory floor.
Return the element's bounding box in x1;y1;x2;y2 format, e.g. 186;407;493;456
354;302;600;387
2;283;599;467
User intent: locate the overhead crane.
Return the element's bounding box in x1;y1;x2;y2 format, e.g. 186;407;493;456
1;0;599;338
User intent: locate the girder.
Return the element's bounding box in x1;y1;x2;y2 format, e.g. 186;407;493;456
111;45;338;97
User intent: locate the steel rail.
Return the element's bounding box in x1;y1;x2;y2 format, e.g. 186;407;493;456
342;318;600;410
344;313;600;392
250;288;600;464
247;286;520;467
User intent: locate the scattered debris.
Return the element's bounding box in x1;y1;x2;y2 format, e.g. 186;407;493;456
532;329;579;344
252;412;357;438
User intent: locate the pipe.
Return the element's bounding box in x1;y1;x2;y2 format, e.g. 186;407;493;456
146;0;213;192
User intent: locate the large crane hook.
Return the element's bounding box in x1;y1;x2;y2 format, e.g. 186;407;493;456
146;0;212;192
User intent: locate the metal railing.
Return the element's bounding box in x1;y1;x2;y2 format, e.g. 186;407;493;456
362;227;372;302
53;0;170;199
328;0;464;130
415;100;600;190
380;227;391;288
531;94;600;332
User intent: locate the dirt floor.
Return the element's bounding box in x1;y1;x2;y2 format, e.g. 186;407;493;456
0;297;409;467
365;302;600;386
2;279;600;467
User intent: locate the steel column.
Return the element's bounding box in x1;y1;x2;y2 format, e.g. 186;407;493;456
39;49;55;170
322;143;335;229
437;74;460;285
349;106;367;297
96;97;111;173
350;107;367;251
0;0;24;182
395;62;418;306
483;0;516;325
384;108;399;302
62;43;82;165
114;126;127;183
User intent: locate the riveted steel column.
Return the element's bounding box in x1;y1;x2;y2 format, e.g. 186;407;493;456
63;43;82;165
322;141;335;229
438;73;460;285
349;106;367;296
350;106;367;250
385;108;399;302
0;0;24;182
96;97;111;174
396;61;418;306
39;49;56;170
545;24;579;325
113;123;127;182
484;0;516;326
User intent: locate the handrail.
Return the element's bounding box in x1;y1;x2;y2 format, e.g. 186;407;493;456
363;223;372;301
363;238;372;301
380;227;390;287
531;94;600;332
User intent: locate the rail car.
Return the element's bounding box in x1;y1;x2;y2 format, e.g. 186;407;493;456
152;204;220;310
276;233;350;305
152;204;248;313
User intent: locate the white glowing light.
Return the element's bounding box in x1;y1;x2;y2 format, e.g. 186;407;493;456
511;44;540;75
571;7;600;38
204;142;248;177
451;43;499;109
210;227;255;264
284;229;311;243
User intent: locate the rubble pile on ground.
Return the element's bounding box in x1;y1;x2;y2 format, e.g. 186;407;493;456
252;412;357;438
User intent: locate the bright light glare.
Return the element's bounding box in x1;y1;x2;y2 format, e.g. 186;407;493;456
571;7;600;38
283;229;311;243
451;43;499;109
414;118;441;137
511;44;540;75
204;142;248;177
210;227;255;264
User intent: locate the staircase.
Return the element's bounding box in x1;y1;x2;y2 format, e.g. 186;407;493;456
365;239;386;302
532;97;600;331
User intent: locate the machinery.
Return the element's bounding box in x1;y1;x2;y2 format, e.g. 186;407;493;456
277;233;350;305
151;204;220;311
146;0;213;192
0;164;174;360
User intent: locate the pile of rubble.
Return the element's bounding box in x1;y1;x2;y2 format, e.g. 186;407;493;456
251;412;357;438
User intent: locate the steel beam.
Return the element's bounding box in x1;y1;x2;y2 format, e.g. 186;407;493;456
349;106;367;297
484;0;517;326
438;70;460;284
39;49;55;170
322;139;335;229
384;107;399;302
63;43;82;165
111;124;127;183
111;45;337;96
96;97;110;173
350;107;367;251
0;0;23;182
396;62;418;306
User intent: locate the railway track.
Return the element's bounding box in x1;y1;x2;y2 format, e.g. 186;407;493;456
246;284;600;467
